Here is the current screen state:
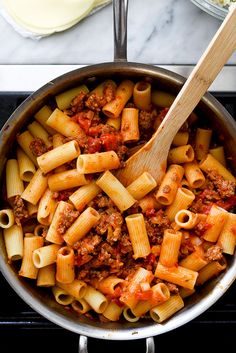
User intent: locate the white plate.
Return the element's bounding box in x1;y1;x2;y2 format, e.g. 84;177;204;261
191;0;229;20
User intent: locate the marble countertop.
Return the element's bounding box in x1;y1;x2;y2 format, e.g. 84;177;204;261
0;0;236;65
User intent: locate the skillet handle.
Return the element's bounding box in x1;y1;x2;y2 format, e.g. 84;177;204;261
79;335;88;353
78;335;155;353
113;0;128;62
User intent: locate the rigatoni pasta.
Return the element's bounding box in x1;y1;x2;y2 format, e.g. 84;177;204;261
6;159;24;199
125;213;151;259
37;140;80;174
21;168;48;205
3;225;24;261
0;209;15;229
1;77;236;326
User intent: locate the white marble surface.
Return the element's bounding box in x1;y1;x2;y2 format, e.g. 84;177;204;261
0;0;236;65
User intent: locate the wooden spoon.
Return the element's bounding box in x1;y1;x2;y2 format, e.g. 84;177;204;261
116;5;236;186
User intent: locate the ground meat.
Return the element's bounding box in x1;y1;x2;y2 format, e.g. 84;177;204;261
116;144;128;161
95;210;123;242
205;245;223;261
139;110;156;131
29;138;48;156
103;82;116;103
72;110;95;134
52;190;74;202
90;242;115;267
149;209;171;227
85;93;107;112
190;198;212;214
145;210;171;245
194;220;210;236
116;257;140;278
57;208;79;235
118;233;133;255
166;282;179;294
75;234;102;255
70;92;87;113
12;195;28;225
94;194;115;208
207;169;235;198
179;234;196;257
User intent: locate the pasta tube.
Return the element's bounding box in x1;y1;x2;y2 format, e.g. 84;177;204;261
37;189;57;225
172;131;189;146
125;213;151;259
183;161;205;188
52;286;74;305
48;169;88;192
196;258;227;286
46;108;86;139
71;299;91;315
56;246;75;284
46;201;74;244
83;286;108;314
77;151;120;174
121;108;140;142
6;159;24;199
133;81;151;111
96;171;136;212
63;207;100;246
19;235;44;279
69;182;101;211
0;209;15;229
202;205;228;242
179;247;208;271
27;121;52;148
199;154;235;182
34;105;55;135
126;172;157;200
102;79;134;119
151;90;175;108
16;130;38;166
3;225;23;261
195;128;212;160
168;145;195;164
33;244;61;268
159;229;182;267
209;146;226;166
217;213;236;255
37;140;80;174
17;147;36;182
132;283;170;317
155;164;184;205
102;301;123;321
175;209;199;229
21;169;48;205
155;262;198;290
150;295;184;323
165;187;195;222
94;276;124;296
55;85;89;110
56;280;87;300
37;264;56;287
138;194;162;213
123;307;140;322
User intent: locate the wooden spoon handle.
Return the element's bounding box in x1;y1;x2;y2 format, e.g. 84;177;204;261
154;5;236;143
